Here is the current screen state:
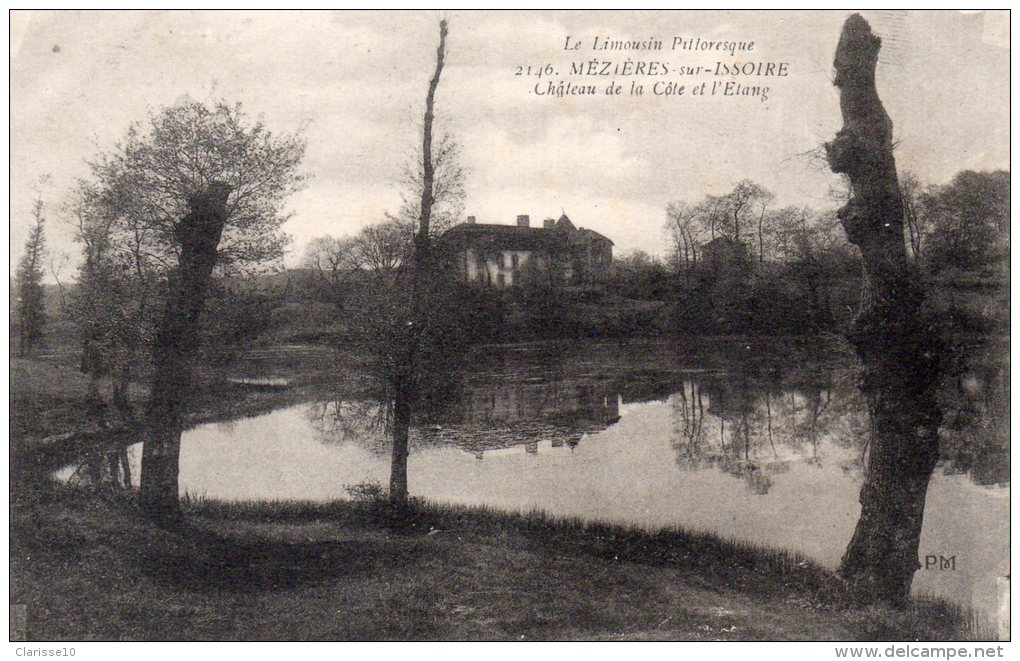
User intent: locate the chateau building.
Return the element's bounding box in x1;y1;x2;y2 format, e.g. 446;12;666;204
439;213;613;288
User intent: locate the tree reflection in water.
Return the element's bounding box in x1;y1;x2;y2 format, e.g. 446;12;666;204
298;340;1006;497
65;445;133;490
668;364;869;494
61;341;1006;505
307;398;392;454
938;349;1010;486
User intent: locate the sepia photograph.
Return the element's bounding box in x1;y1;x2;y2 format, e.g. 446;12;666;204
8;9;1011;647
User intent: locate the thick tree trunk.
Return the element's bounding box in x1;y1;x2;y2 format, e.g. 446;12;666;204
140;182;231;522
389;20;447;505
825;15;944;603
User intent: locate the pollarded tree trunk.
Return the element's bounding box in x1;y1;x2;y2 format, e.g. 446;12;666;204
140;182;231;522
825;15;944;603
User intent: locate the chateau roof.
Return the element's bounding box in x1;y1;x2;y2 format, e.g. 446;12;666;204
440;220;613;251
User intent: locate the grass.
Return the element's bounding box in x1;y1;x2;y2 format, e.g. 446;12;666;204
9;477;987;641
9;352;993;641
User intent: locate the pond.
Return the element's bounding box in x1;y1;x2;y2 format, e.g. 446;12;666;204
61;339;1009;617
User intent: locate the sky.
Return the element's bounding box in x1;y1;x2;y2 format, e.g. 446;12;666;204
9;10;1010;280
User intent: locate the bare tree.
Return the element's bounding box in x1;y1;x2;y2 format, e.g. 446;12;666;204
725;180;769;244
665;200;703;279
824;14;944;603
727;181;754;243
385;133;465;242
694;194;728;241
753;187;777;264
389;18;449;504
670;182;773;268
899;171;926;261
352;219;409;276
303;235;357;291
771;206;852;328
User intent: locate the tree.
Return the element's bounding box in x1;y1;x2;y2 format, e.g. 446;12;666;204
725;182;752;243
385;133;465;243
303;234;357;307
304;235;357;283
389;19;449;504
79;99;306;520
725;180;771;247
142;182;232;521
688;181;773;259
824;14;945;603
752;186;777;264
352;219;409;276
613;251;669;301
772;206;855;330
15;195;47;355
665;200;703;279
920;170;1009;272
693;194;729;241
899;171;927;261
304;22;470;507
68;181;161;411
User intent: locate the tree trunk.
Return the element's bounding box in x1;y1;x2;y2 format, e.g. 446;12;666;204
107;451;121;488
139;182;231;522
120;447;132;489
112;367;132;421
825;14;944;604
85;370;103;408
389;385;412;500
758;210;766;264
389;20;447;505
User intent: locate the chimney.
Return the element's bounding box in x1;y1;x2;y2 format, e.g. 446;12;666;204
516;214;530;228
466;215;476;224
543;217;555;229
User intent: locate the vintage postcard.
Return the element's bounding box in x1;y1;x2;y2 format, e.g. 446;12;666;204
8;9;1010;648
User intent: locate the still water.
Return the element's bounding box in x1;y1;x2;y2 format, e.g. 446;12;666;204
63;340;1009;616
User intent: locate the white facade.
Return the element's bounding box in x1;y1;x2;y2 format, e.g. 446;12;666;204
464;248;544;288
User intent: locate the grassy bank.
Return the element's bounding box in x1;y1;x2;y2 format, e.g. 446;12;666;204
10;479;983;641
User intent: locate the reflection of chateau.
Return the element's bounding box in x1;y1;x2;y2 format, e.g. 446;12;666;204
311;344;1007;492
461;379;619;426
421;376;621;458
